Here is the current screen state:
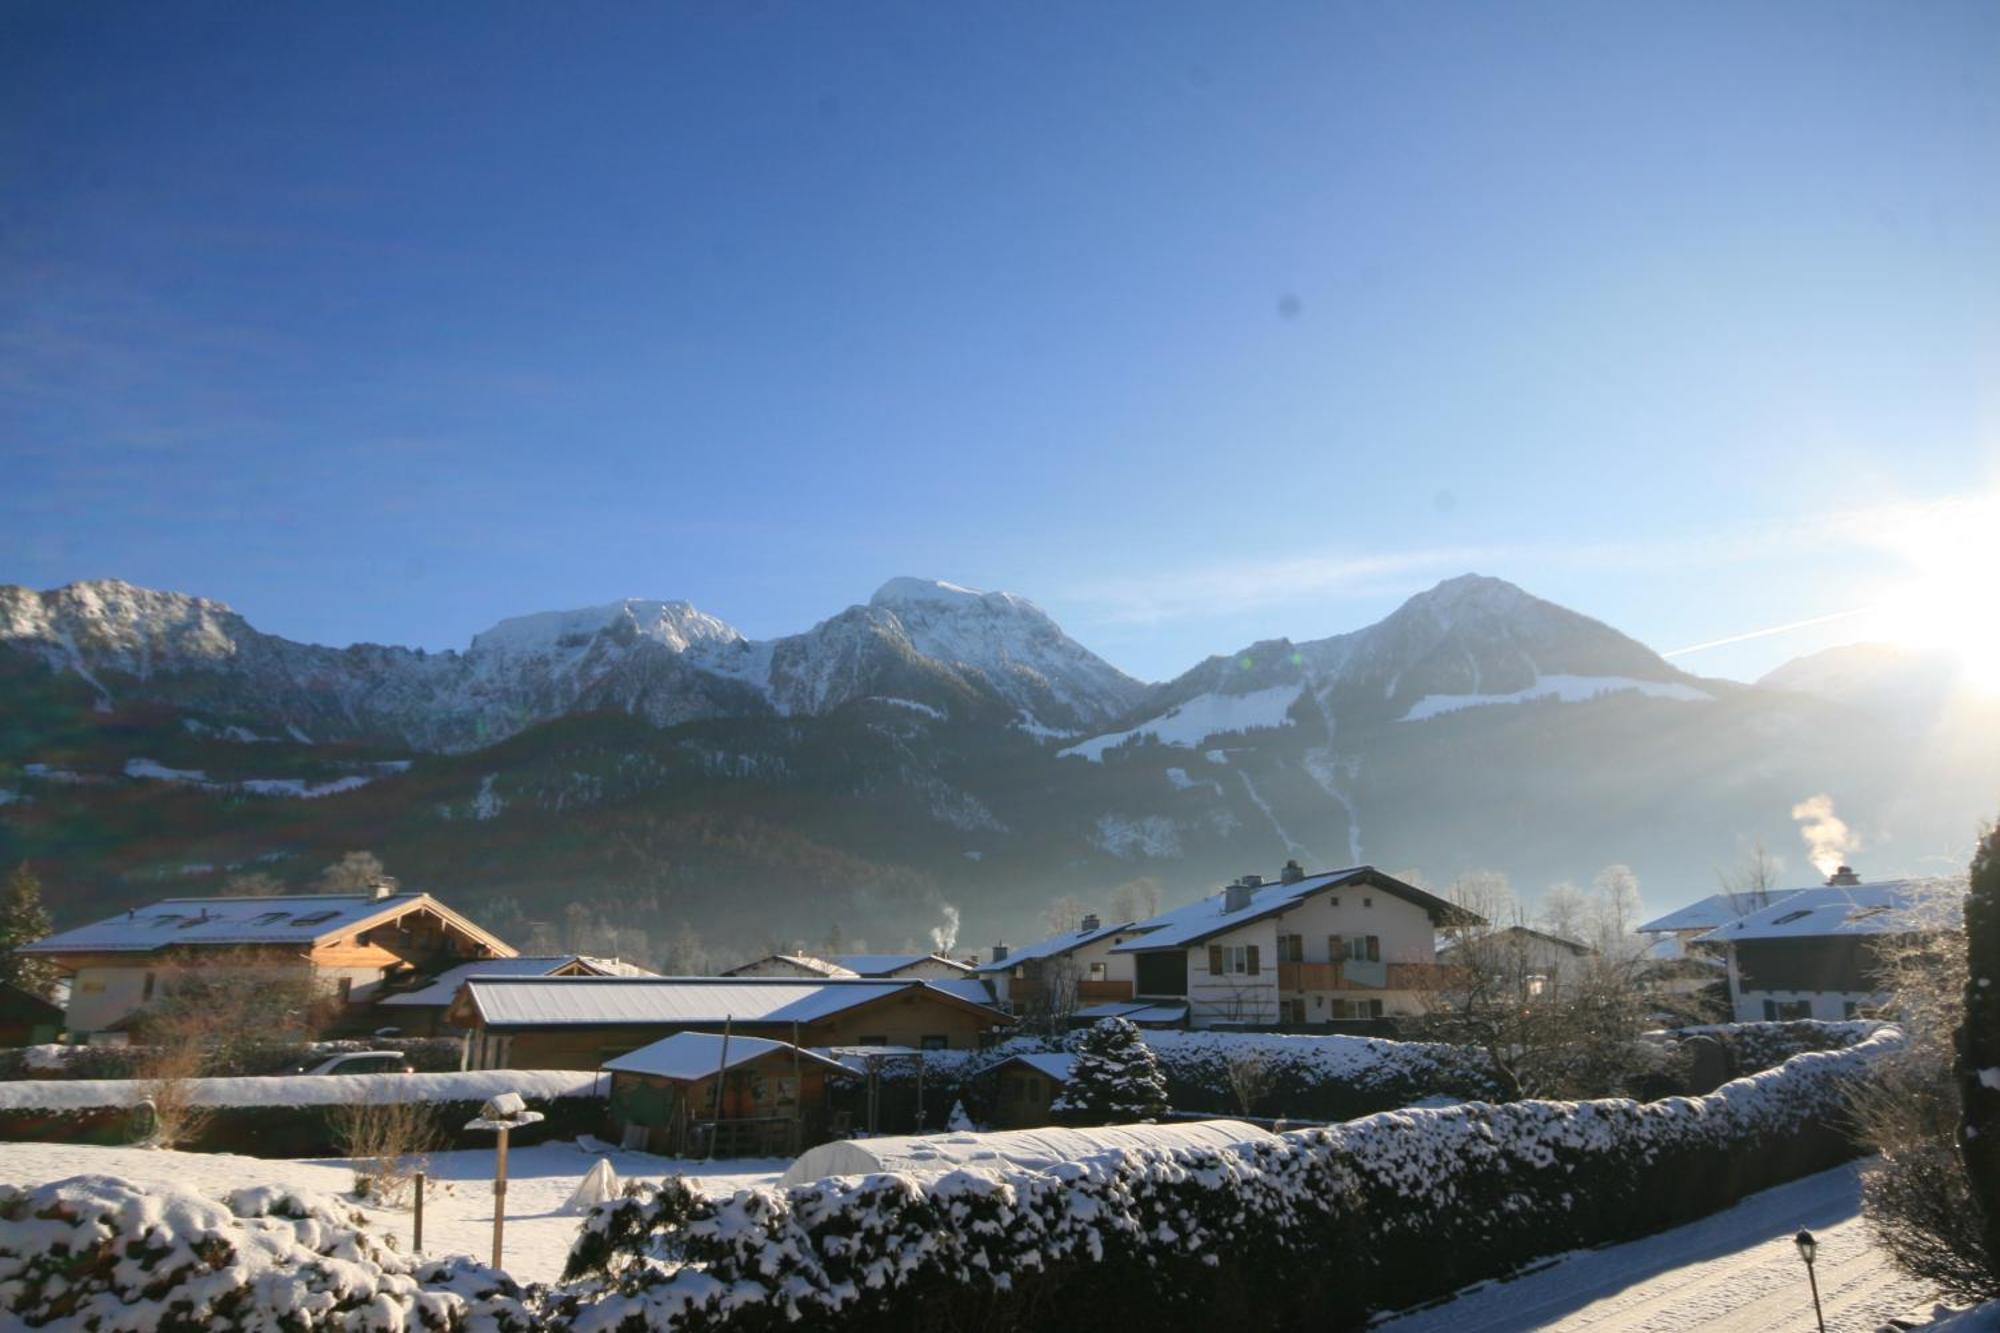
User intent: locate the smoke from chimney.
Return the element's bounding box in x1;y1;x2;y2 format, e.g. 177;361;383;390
929;904;961;956
1790;794;1860;879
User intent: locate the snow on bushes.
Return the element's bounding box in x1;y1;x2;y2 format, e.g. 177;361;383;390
1653;1018;1879;1075
0;1174;533;1330
549;1025;1904;1331
0;1069;601;1113
1051;1018;1169;1122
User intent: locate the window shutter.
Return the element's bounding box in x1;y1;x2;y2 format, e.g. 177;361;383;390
1247;945;1261;975
1328;936;1339;964
1209;944;1224;975
1367;936;1380;962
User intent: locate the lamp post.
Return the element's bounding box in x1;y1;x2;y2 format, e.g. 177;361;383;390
1793;1229;1826;1333
465;1093;545;1271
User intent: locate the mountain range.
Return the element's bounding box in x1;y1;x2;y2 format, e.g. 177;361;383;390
3;573;1996;963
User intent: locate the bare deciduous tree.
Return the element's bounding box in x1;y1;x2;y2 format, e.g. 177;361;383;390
1718;839;1786;918
219;871;286;897
1040;895;1088;937
316;851;387;894
1224;1048;1276;1117
332;1092;444;1206
1108;878;1162;924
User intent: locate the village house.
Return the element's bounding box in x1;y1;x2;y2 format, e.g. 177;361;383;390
1437;925;1595;1002
372;954;657;1035
20;887;515;1039
1108;863;1477;1028
603;1030;852;1157
447;975;1014;1070
974;915;1148;1015
1697;869;1956;1022
1637;887;1802;954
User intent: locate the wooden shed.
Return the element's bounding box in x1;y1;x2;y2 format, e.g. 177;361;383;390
990;1052;1076;1129
604;1031;852;1158
0;984;64;1048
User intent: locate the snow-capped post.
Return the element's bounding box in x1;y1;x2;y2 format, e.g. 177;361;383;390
707;1017;732;1161
464;1091;543;1270
1792;1229;1825;1333
1053;1017;1170;1124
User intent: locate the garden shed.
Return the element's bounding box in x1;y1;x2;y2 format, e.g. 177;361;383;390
604;1031;850;1158
990;1052;1075;1128
777;1117;1278;1186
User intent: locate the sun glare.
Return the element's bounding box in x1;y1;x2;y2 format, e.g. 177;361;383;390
1864;495;2000;697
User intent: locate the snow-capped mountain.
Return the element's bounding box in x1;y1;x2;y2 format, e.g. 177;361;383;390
0;576;1144;750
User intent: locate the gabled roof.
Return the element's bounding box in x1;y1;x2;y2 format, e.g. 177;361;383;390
603;1031;850;1081
1638;890;1802;935
1437;925;1594;958
719;953;858;978
829;953;974;977
1110;866;1474;953
20;893;515;959
995;1051;1077;1083
1697;880;1959;943
455;975;1013;1029
379;955;654;1008
973;919;1144;973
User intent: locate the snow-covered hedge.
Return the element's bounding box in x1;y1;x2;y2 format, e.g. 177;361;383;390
0;1071;607;1157
0;1175;533;1331
0;1037;467;1083
551;1025;1902;1330
1652;1019;1879;1076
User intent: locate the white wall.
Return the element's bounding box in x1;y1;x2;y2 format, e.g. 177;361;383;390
66;965;155;1034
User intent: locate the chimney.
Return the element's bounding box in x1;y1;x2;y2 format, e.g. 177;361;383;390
1223;878;1255;914
1826;865;1861;887
1080;913;1101;933
1280;859;1304;884
371;876;400;900
1241;872;1263;889
991;942;1009;963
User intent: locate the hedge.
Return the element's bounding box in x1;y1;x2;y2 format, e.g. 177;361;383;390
550;1024;1902;1331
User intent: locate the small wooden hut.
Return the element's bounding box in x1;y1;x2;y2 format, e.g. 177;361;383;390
604;1031;850;1158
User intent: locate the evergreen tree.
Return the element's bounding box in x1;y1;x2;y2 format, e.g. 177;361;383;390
0;863;59;1000
1054;1017;1169;1123
947;1099;975;1132
1956;822;2000;1282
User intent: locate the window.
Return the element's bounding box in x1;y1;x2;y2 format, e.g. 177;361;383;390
1771;910;1813;926
1365;999;1384;1019
293;910;341;927
1276;934;1304;963
1363;897;1373;908
1088;961;1107;980
141;972;156;1001
1344;936;1380;962
1280;998;1305;1023
1207;944;1260;975
250;911;290;926
920;1034;949;1051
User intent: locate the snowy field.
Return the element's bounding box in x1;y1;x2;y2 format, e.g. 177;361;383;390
1375;1161;1938;1332
0;1137;788;1283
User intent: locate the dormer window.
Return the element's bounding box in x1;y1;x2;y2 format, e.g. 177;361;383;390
292;910;341;927
150;913;185;928
250;911;290;926
1771;910;1813;926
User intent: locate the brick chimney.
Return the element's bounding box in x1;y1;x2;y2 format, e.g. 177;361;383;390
1080;913;1101;933
1826;865;1861;887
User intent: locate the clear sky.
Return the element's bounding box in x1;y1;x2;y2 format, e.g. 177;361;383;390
5;2;1996;685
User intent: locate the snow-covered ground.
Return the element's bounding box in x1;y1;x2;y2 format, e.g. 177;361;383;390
1375;1161;1936;1332
0;1138;788;1284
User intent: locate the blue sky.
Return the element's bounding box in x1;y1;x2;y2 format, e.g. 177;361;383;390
4;2;1996;684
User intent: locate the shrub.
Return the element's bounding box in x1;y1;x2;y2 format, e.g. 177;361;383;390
1052;1018;1168;1122
330;1091;445;1207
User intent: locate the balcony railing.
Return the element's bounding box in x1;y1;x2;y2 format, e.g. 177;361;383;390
1274;961;1445;992
1276;961;1342;992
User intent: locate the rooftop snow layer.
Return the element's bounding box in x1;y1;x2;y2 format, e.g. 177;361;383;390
461;976;1004;1028
21;893;444;955
603;1031;850;1081
1638;890;1803;935
1697;881;1960;943
829;953;972;976
973;918;1144;973
1109;866;1463;952
380;956;597;1008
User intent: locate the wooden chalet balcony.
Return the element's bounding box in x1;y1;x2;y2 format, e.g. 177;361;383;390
1276;962;1342;992
1077;979;1135;1002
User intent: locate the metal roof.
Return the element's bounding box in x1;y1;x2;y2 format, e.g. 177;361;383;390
19;893;506;956
460;976;1008;1029
379;956;590;1007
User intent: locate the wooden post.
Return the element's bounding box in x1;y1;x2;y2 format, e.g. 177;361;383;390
491;1127;510;1269
916;1051;926;1131
413;1171;425;1253
790;1020;803;1153
707;1018;732;1162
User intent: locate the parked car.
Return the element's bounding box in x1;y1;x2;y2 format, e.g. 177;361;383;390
293;1051;414;1076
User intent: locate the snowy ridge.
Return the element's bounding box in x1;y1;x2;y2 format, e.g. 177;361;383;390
1400;673;1713;721
1061;683;1302;761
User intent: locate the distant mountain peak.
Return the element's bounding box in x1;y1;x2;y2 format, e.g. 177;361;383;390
468;598;744;660
869;577;1031;615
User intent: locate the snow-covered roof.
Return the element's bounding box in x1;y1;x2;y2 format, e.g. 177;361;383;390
974;918;1144;973
458;976;1009;1028
924;977;998;1005
1109;866;1468;953
1696;881;1960;943
1436;925;1593;957
778;1119;1280;1187
719;953;858;978
603;1031;850;1081
829;953;973;976
996;1052;1076;1082
20;893;511;957
378;956;610;1008
1638;890;1803;935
